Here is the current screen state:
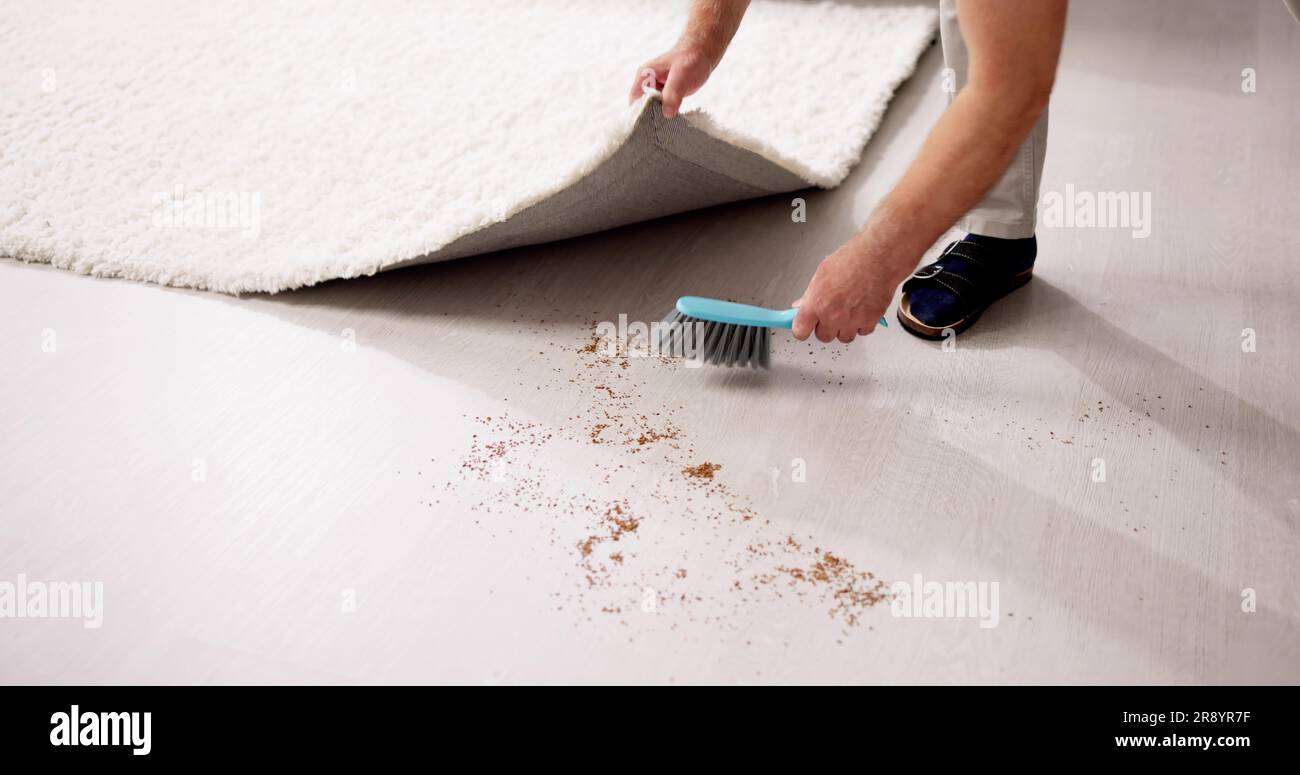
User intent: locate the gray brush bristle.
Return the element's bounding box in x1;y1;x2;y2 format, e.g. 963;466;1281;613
658;309;772;369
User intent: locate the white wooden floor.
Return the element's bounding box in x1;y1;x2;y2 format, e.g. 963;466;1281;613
2;0;1297;684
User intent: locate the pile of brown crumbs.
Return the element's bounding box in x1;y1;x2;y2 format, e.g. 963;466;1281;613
682;462;721;480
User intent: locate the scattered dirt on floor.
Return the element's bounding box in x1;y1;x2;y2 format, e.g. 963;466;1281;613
428;302;1241;637
430;314;893;633
634;428;678;446
768;548;891;627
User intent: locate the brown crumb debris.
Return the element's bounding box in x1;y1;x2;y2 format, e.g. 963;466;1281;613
439;318;897;635
633;428;678;446
768;549;892;626
682;462;721;480
574;502;643;586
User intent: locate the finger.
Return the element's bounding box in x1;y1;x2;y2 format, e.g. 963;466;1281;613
857;326;871;336
837;329;856;344
790;296;804;308
791;307;816;341
815;322;835;343
661;66;688;118
628;67;660;103
628;70;646;103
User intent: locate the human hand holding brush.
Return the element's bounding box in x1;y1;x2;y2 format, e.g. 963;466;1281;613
790;239;911;344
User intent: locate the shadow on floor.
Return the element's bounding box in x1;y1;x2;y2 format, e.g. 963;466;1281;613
954;279;1299;531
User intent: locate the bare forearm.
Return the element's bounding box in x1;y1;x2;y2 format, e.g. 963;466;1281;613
679;0;751;67
791;93;1049;344
842;0;1065;285
789;0;1065;344
847;85;1050;286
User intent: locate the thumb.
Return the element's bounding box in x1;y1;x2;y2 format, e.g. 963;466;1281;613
661;66;689;118
791;306;817;341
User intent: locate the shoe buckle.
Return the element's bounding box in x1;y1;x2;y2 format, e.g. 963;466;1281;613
912;263;943;280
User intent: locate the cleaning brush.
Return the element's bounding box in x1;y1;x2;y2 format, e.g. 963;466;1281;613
658;296;887;369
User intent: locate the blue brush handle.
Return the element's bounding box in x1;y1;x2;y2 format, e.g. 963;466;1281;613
677;296;887;330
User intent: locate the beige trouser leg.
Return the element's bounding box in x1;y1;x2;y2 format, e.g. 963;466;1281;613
939;0;1049;239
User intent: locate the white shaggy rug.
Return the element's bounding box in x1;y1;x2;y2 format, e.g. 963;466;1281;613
0;0;937;294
